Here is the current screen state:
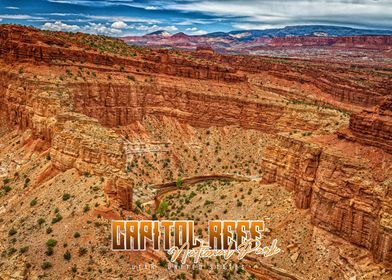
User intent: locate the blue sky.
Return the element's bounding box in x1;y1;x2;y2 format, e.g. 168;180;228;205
0;0;391;36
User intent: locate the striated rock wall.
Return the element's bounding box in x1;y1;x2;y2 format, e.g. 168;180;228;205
0;72;134;210
260;36;392;49
222;56;391;108
0;72;71;141
261;135;321;209
261;135;392;265
69;81;339;133
346;98;392;153
311;151;392;265
0;25;245;83
2;25;391;111
49;112;133;210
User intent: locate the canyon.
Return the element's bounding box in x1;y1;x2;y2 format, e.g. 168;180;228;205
0;24;391;279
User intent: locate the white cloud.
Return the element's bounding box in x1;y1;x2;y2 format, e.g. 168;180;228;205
87;15;160;24
191;30;208;35
132;24;177;33
42;21;122;36
0;14;45;20
164;25;178;32
186;27;198;31
84;23;122;35
232;23;285;30
145;6;158;10
111;21;127;29
168;0;392;30
5;6;20;10
185;27;208;35
42;21;80;32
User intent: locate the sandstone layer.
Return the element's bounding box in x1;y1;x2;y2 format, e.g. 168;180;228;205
261;134;392;265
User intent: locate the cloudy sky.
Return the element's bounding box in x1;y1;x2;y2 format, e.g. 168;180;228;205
0;0;391;36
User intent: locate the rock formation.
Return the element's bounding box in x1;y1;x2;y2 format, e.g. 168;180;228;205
0;25;391;274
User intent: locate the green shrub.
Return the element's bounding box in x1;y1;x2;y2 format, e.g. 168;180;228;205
8;247;17;256
83;204;90;212
46;239;57;247
30;199;38;206
41;261;52;269
20;246;29;253
3;178;10;184
37;218;45;225
51;213;62;224
8;228;17;236
62;193;71;201
64;250;71;261
79;247;87;256
45;246;53;256
158;258;168;267
176;177;183;188
157;201;169;216
73;232;80;238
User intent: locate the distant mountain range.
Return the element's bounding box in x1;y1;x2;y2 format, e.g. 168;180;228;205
121;25;392;54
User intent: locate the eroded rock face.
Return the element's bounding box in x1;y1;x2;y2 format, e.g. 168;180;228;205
50;112;133;209
0;25;245;83
311;151;392;264
70;81;339;132
261;134;392;265
50;113;124;173
261;135;321;209
347;98;392;153
259;36;392;49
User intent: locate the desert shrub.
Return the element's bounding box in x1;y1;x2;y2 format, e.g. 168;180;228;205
158;258;168;267
45;246;53;256
30;199;38;206
51;213;63;224
20;246;29;253
41;261;52;269
176;177;183;188
64;250;71;261
79;247;88;256
83;204;90;212
157;201;169;216
46;239;57;247
8;228;17;236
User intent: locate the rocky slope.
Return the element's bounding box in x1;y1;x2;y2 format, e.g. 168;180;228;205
261;134;392;264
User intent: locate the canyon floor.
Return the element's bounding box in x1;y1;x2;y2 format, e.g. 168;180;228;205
0;25;391;280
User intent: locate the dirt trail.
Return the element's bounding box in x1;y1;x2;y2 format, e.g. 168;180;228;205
153;174;253;209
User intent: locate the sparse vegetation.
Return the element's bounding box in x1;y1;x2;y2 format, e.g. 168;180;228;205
8;228;17;236
51;213;63;224
30;198;38;206
41;261;52;270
